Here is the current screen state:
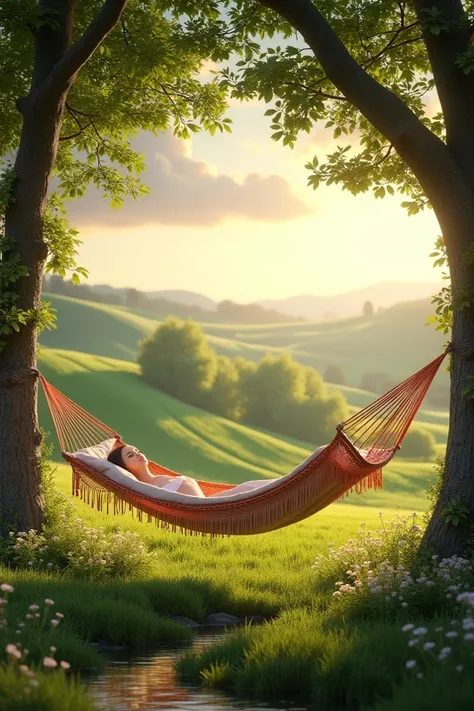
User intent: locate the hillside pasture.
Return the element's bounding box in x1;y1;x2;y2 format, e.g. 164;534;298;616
39;348;441;512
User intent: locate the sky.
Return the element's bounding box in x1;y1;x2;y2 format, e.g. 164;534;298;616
69;87;442;304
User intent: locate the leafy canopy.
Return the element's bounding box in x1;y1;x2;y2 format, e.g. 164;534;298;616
0;0;254;282
221;0;474;215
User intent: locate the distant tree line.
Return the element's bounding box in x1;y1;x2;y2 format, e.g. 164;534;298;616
43;275;303;325
324;361;448;410
138;317;348;446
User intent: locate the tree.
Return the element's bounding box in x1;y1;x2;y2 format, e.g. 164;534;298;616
226;0;474;555
241;353;307;431
324;363;345;386
124;288;141;310
202;355;241;420
286;390;348;444
0;0;239;532
400;426;437;461
138;317;217;405
363;300;374;318
303;364;326;397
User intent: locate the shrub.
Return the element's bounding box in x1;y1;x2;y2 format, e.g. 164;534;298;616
2;517;152;581
242;353;307;431
285;392;348;445
138;317;217;405
312;514;474;621
400;427;437;460
324;364;346;386
201;355;241;420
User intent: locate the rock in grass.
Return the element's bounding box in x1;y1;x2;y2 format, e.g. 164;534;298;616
205;613;240;627
169;615;205;628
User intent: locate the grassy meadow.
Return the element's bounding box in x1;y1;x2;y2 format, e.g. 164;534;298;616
7;293;461;711
41;291;450;392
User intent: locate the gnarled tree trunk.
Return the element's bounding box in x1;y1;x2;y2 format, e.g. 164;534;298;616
423;217;474;556
0;0;127;534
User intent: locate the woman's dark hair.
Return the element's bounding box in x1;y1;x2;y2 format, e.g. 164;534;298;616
107;445;127;469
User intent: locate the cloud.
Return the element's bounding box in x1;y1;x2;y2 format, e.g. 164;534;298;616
66;132;309;228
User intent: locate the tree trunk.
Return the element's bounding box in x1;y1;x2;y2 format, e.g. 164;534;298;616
0;96;68;534
0;0;127;535
423;212;474;556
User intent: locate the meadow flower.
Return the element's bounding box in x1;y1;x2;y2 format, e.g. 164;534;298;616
50;619;59;627
43;657;57;668
446;631;458;638
0;584;14;593
5;644;21;659
55;612;64;619
60;660;70;670
44;598;54;606
412;627;428;636
405;660;417;669
28;604;39;612
423;642;435;650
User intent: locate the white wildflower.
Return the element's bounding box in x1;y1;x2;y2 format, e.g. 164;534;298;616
43;657;57;668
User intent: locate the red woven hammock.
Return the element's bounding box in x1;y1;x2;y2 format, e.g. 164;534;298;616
39;348;449;536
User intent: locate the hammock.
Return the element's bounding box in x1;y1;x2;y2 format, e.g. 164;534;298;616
39;348;449;536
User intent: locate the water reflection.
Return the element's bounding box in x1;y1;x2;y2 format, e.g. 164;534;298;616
85;632;310;711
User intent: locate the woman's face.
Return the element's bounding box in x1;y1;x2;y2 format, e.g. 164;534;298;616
121;445;148;474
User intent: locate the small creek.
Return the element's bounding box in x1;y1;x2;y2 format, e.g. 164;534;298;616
84;631;311;711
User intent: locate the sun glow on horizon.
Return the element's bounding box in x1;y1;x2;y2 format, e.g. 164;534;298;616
74;103;442;303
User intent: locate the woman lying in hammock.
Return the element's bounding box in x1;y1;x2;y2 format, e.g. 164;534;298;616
107;444;274;498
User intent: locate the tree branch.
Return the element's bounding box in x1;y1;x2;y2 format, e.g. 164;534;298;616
37;0;128;101
258;0;470;213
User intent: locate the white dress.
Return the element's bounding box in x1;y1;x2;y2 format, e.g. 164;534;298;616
160;476;275;497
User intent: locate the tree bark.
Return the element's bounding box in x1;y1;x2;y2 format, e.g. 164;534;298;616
423;215;474;556
0;0;127;534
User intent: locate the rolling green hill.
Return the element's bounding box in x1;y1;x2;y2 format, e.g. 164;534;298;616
38;347;441;511
41;293;448;385
39;293;449;446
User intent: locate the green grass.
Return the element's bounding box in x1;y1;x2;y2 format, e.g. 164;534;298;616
24;293;466;710
41;292;450;401
176;610;413;708
0;664;98;711
39;347;440;510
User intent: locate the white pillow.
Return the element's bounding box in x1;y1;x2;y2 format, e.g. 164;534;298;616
73;438;117;460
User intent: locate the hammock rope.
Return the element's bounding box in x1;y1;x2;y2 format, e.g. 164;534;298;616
38;347;449;536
